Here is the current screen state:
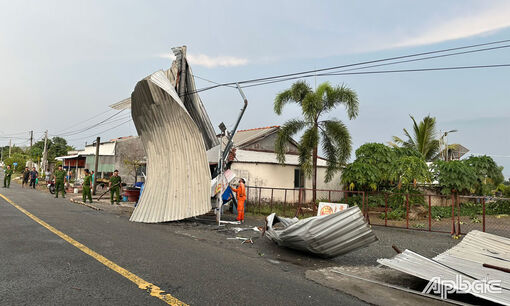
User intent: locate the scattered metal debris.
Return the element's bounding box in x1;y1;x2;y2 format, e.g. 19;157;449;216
232;227;261;233
378;230;510;304
264;206;378;258
227;237;254;244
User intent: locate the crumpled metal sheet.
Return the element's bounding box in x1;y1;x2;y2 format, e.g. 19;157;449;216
434;230;510;290
109;47;219;150
129;70;211;223
265;206;378;258
377;230;510;304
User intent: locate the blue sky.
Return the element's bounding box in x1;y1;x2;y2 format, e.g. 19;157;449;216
0;0;509;177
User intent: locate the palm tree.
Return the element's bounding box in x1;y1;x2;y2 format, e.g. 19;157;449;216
274;81;359;202
390;115;440;161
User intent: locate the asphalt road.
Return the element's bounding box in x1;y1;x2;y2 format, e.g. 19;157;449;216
0;178;366;305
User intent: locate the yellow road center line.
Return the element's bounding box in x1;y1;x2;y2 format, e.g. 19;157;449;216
0;193;187;306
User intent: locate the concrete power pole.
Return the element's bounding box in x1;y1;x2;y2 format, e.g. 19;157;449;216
178;45;187;98
8;139;11;158
42;130;48;171
92;137;100;195
29;130;33;149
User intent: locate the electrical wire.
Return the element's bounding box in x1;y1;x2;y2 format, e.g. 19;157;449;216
52;109;126;137
53;108;116;135
240;63;510;88
66;119;133;142
186;39;510;94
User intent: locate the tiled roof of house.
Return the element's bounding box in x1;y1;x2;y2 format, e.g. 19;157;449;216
222;126;280;148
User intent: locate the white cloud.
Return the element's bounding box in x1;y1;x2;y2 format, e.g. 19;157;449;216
187;54;248;68
157;52;248;68
393;3;510;48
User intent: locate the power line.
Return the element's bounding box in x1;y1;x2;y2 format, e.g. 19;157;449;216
52;109;126;137
240;63;510;88
187;38;510;94
66;119;133;142
242;44;510;88
53;108;116;135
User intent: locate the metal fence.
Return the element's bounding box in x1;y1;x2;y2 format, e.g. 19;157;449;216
244;185;510;236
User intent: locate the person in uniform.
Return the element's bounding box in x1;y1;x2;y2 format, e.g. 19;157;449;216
53;165;67;198
3;165;13;188
29;167;38;189
82;169;93;203
109;170;122;205
230;178;246;222
22;167;30;188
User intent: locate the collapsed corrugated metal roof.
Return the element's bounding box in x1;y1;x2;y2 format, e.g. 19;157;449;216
129;70;211;223
378;230;510;304
109;46;219;151
265;206;378;258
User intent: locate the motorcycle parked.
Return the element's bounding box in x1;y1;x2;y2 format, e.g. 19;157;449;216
47;179;56;194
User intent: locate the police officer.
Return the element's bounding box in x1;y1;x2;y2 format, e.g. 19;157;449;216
22;167;30;188
82;169;93;203
109;170;122;205
53;165;67;198
3;165;13;188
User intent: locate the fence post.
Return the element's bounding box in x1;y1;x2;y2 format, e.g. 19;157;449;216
457;194;461;235
270;188;274;211
428;195;432;231
406;194;409;229
246;186;250;213
362;192;366;219
328;190;331;202
451;194;455;235
384;193;388;227
284;189;287;216
482;197;486;232
258;187;262;215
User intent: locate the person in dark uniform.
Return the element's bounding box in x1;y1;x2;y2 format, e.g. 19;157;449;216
22;167;30;188
82;169;93;203
3;165;13;188
54;165;66;198
109;170;122;205
29;167;38;189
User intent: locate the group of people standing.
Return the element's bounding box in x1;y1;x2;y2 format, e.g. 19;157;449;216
6;164;121;205
80;168;122;205
21;167;42;189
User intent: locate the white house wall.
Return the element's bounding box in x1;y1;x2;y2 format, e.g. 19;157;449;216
230;162;344;204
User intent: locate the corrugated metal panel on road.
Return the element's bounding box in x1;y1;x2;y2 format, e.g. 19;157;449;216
378;230;510;304
265;206;378;258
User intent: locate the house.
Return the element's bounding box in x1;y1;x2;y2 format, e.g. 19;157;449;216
207;126;344;203
56;136;146;184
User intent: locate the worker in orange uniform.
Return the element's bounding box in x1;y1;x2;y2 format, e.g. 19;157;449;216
230;178;246;222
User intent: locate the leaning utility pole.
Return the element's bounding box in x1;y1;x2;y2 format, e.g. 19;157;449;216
42;130;48;171
178;45;187;98
92;137;100;195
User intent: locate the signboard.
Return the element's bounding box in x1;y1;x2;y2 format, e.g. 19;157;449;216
317;202;349;216
13;162;18;166
210;169;236;196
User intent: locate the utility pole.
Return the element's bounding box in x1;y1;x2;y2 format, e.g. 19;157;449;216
92;137;100;195
42;130;48;171
29;130;33;149
8;139;11;158
178;46;187;98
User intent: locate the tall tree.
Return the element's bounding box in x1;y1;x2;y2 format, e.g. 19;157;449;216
274;81;359;202
391;115;440;161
